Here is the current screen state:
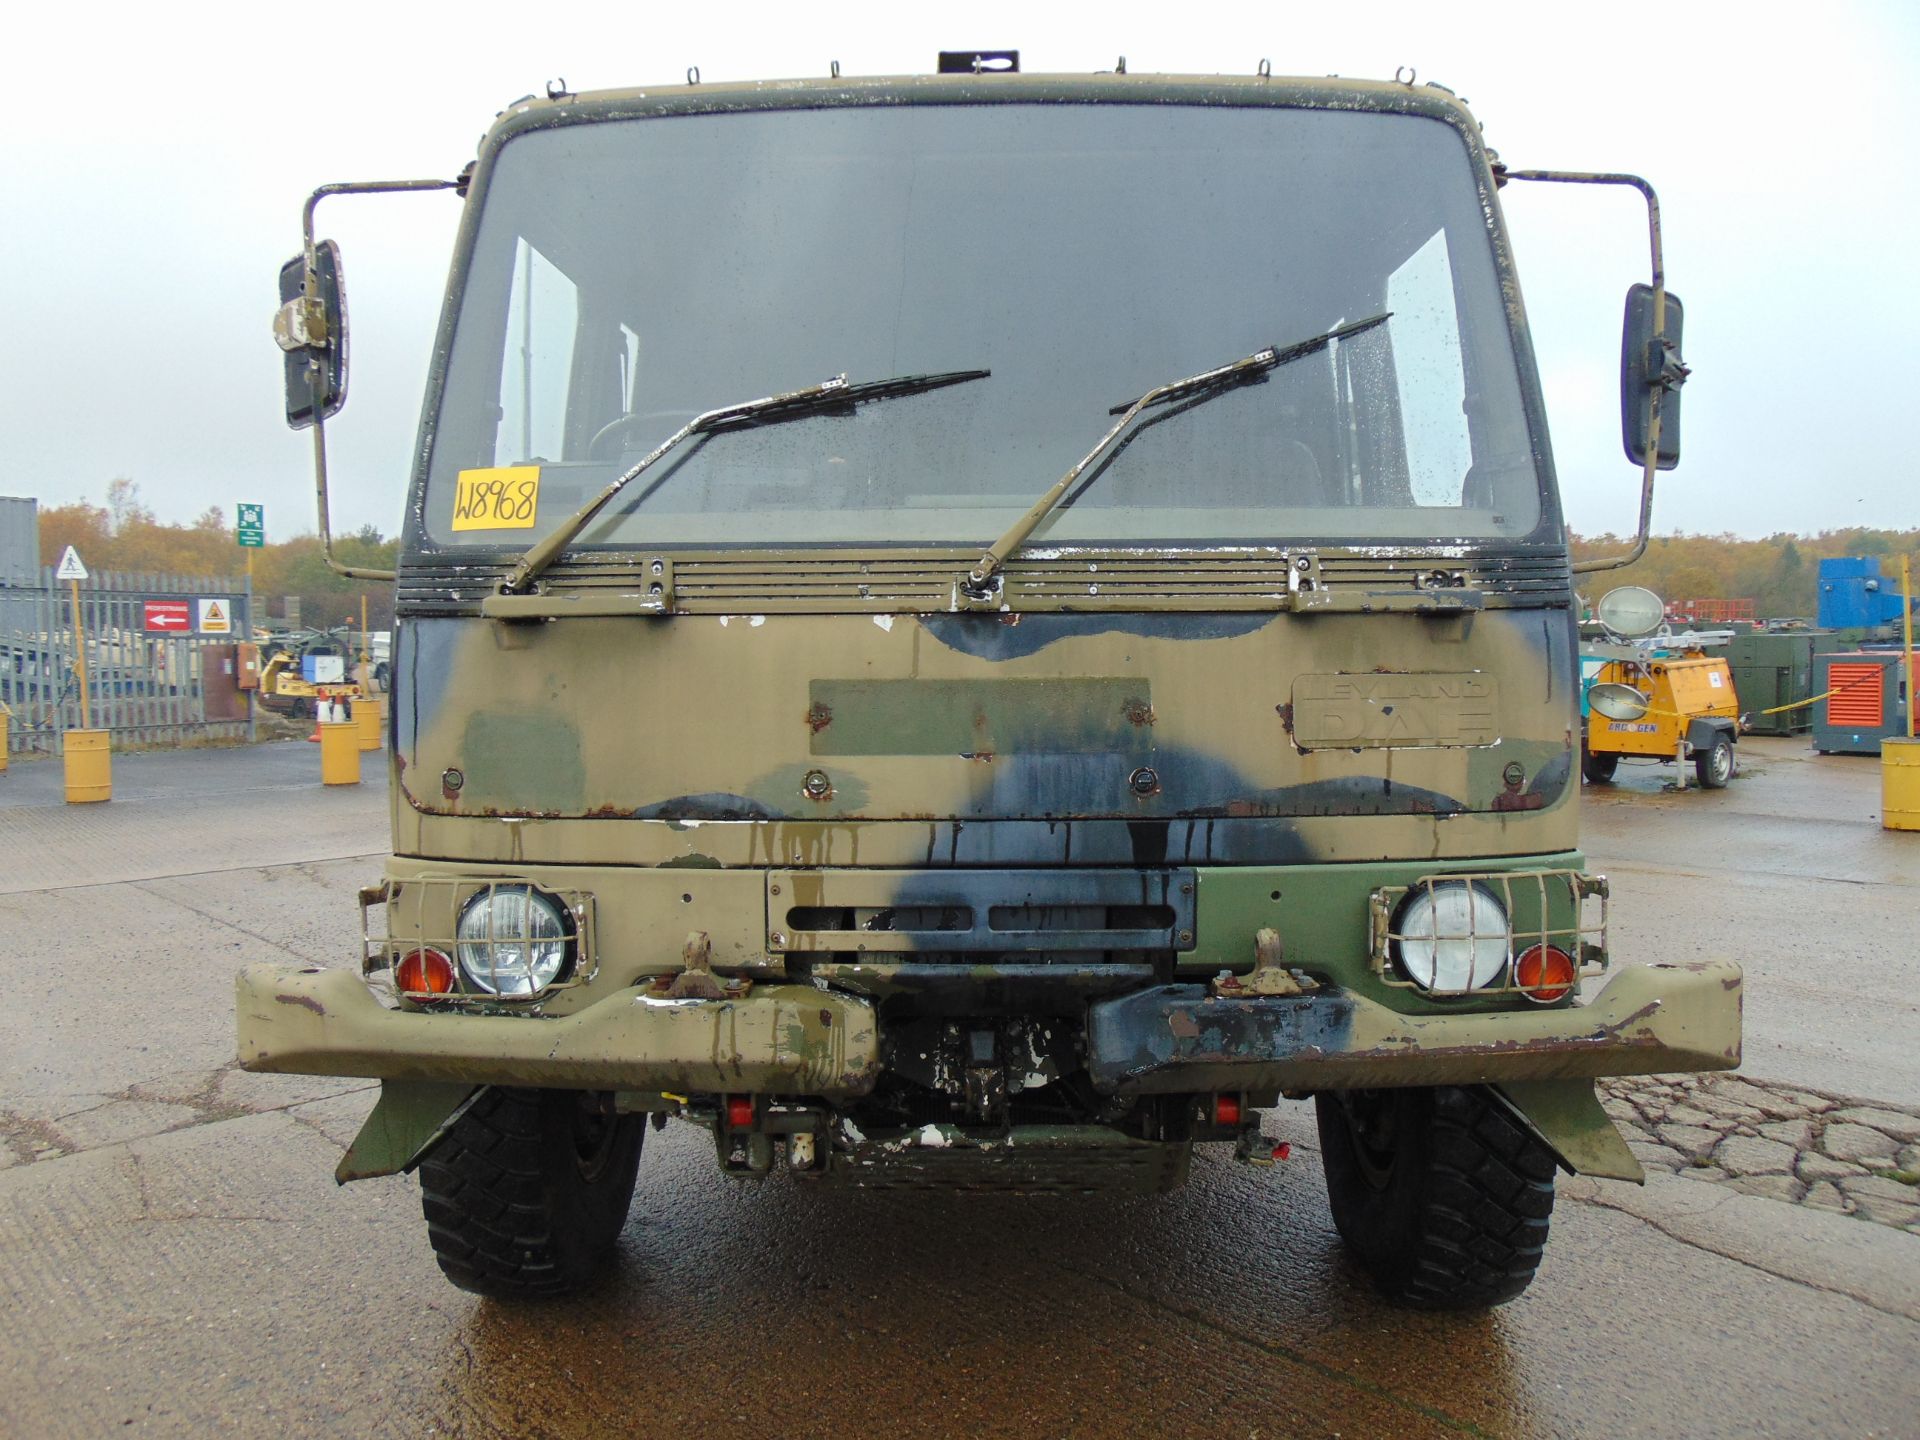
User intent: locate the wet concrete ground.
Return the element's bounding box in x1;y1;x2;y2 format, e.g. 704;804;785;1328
1582;737;1920;1105
1;737;1916;1437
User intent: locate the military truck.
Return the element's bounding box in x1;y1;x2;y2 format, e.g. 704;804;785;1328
242;55;1740;1310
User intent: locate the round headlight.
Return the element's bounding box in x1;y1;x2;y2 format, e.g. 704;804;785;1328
456;885;572;996
1394;882;1509;993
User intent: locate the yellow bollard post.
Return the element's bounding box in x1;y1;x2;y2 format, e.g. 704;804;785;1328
64;729;112;803
0;700;10;775
318;720;361;786
1885;557;1917;832
62;565;111;802
354;693;384;752
69;575;90;727
1904;555;1915;742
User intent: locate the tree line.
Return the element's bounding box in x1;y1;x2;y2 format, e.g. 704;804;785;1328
36;481;399;627
35;482;1919;624
1570;527;1919;619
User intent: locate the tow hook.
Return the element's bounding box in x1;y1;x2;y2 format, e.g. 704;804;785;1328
658;931;752;1000
1211;927;1318;999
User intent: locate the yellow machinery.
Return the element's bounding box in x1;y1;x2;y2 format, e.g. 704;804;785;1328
1582;587;1741;790
258;644;364;719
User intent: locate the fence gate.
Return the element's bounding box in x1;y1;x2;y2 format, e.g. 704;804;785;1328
1;568;254;755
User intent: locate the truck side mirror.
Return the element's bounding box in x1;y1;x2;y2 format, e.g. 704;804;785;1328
1620;282;1686;470
274;240;349;429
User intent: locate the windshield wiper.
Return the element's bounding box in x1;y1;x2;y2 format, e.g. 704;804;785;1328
503;367;989;593
961;314;1390;601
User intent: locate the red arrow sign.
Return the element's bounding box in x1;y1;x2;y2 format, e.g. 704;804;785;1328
144;601;192;632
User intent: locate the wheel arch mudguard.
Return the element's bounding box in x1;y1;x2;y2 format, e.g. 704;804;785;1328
1494;1078;1644;1183
335;1079;479;1184
1687;716;1738;751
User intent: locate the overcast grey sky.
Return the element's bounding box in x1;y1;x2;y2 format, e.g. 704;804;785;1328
3;1;1916;544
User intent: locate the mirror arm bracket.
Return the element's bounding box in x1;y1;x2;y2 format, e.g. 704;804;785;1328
294;178;461;582
1499;168;1676;577
310;412;397;582
1571;445;1658;576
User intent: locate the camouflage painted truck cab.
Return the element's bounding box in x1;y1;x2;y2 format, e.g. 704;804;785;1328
241;65;1741;1309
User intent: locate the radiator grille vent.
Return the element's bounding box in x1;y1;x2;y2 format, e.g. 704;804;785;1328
1826;663;1886;727
398;545;1570;617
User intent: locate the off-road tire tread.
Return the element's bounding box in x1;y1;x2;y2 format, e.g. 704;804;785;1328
1319;1085;1557;1311
417;1087;641;1299
1400;1088;1555;1307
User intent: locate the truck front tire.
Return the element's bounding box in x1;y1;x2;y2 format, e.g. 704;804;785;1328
1315;1085;1556;1309
419;1087;644;1299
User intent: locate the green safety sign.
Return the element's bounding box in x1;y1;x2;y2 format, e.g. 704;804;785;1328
236;502;265;548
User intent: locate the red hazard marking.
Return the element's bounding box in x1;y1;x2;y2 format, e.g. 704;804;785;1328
144;601;191;632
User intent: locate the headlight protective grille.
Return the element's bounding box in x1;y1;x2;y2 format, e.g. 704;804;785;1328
1368;870;1607;999
361;878;597;1002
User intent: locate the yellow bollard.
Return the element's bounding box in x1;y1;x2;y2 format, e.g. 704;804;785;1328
0;701;10;775
318;720;361;786
354;693;384;753
64;728;112;803
1883;738;1920;832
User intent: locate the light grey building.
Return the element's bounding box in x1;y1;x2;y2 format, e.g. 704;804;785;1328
0;497;39;584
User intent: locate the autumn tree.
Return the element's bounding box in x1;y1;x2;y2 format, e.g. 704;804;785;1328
1571;527;1919;619
36;501;111;571
36;483;396;622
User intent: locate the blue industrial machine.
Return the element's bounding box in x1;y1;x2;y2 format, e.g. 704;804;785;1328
1817;558;1916;639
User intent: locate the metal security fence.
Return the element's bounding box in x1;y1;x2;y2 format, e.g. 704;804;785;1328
1;569;253;755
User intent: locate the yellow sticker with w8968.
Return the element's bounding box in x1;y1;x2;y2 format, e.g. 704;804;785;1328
452;466;541;530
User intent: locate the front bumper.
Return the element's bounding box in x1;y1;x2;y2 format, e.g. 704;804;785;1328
238;958;1740;1098
235;964;882;1099
1087;960;1742;1094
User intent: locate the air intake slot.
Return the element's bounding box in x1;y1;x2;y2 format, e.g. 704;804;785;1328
770;869;1194;954
787;906;973;934
988;904;1176;933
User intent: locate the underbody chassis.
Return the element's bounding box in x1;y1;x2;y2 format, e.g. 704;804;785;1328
237;953;1742;1190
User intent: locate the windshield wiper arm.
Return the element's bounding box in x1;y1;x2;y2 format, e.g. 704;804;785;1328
700;368;989;433
962;314;1390;600
503;367;989;593
1102;313;1390;416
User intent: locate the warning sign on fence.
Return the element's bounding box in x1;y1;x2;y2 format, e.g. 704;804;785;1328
196;598;232;634
144;600;191;632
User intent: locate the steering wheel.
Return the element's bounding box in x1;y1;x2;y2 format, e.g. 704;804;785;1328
587;410;700;462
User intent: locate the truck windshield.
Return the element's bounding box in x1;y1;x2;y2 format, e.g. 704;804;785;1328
423;102;1542;552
